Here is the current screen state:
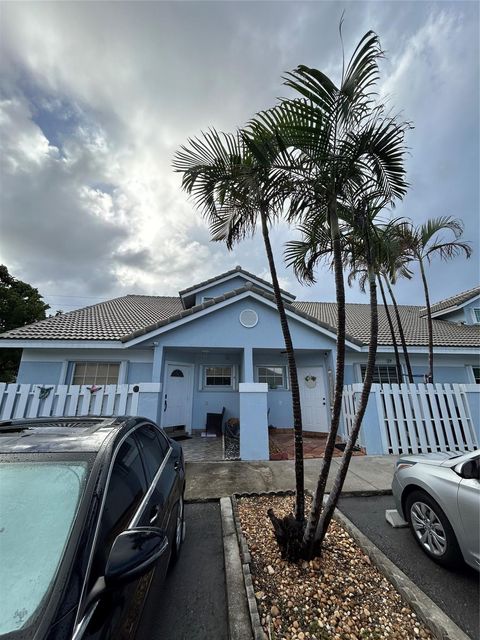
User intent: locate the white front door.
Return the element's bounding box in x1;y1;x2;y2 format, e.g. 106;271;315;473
298;366;330;432
162;363;194;432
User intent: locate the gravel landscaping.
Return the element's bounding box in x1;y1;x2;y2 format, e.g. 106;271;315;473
237;495;435;640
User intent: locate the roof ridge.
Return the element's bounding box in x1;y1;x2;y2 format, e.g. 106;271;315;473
178;266;295;299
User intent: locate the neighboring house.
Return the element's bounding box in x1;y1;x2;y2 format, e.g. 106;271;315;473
0;267;479;434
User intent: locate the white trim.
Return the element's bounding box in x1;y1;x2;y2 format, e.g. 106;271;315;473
118;361;128;384
201;364;236;391
161;362;194;433
124;291;362;350
239;382;268;393
430;293;480;318
370;345;480;355
59;360;68;384
468;365;480;384
180;272;296;302
239;308;258;328
0;339;125;349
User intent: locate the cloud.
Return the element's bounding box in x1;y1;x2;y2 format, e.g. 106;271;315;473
0;1;478;312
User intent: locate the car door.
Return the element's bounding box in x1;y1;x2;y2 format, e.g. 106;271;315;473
82;432;149;640
135;424;177;552
457;456;480;568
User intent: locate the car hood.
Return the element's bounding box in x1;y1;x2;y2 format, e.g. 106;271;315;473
398;451;462;466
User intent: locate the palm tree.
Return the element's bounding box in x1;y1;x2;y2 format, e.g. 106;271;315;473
173;127;307;523
255;30;410;558
347;226;410;384
400;216;472;383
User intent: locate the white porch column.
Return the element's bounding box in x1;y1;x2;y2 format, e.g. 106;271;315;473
243;347;254;382
152;344;164;381
239;382;269;460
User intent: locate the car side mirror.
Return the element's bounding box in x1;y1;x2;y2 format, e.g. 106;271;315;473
456;459;480;481
105;527;169;587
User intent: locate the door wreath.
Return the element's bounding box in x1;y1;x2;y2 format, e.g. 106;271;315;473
304;375;317;389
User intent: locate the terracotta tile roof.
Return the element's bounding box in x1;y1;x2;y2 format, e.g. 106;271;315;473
178;265;295;299
294;301;480;347
421;286;480;317
1;286;478;348
0;295;183;341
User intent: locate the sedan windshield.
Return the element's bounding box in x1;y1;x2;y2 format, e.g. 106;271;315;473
0;461;89;635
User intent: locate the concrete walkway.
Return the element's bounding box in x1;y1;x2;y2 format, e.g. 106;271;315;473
185;455;397;500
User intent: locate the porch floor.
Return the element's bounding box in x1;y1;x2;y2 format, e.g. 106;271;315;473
179;434;224;462
177;431;366;462
269;431;366;460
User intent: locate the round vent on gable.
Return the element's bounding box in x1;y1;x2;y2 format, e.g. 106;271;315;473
239;308;258;328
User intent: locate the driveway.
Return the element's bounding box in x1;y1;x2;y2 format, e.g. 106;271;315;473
136;502;228;640
338;495;479;640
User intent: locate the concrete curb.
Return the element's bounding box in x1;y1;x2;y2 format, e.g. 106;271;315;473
224;491;470;640
220;497;254;640
335;507;471;640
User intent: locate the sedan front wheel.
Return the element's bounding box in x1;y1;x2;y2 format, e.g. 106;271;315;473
405;490;461;568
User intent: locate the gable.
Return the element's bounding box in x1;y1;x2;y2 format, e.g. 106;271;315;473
179;265;295;308
127;290;360;350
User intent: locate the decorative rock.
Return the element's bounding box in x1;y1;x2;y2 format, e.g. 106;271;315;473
267;565;275;575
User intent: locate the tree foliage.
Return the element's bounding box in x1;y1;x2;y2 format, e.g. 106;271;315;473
0;265;50;382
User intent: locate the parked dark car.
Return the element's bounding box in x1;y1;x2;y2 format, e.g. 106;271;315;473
0;416;185;640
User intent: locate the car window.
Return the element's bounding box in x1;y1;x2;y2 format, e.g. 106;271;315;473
89;434;147;587
136;425;168;482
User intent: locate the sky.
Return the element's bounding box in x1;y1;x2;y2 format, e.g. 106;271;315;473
0;0;479;314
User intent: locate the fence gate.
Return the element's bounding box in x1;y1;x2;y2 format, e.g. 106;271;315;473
342;383;478;455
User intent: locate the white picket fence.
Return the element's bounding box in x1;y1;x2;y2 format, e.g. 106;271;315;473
343;383;479;455
0;383;162;421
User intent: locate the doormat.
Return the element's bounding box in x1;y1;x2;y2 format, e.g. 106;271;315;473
171;434;192;441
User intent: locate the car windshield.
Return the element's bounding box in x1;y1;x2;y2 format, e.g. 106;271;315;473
0;461;89;635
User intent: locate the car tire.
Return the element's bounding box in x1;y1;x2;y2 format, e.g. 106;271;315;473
405;489;462;568
170;495;185;565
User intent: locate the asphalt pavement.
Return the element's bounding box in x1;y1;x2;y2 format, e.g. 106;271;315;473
338;495;479;640
136;502;228;640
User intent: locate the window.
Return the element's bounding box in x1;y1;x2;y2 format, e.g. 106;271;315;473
136;425;168;482
257;366;287;390
472;366;480;384
71;362;120;386
474;308;480;323
89;435;147;586
170;369;184;378
204;366;233;389
360;364;400;384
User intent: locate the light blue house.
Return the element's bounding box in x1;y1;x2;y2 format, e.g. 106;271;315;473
0;267;479;456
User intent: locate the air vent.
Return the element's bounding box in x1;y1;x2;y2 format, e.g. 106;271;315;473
239;309;258;328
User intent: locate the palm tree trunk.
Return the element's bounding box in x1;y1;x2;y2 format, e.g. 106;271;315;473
313;264;378;551
301;205;346;558
383;276;414;383
260;208;305;522
418;257;434;383
378;276;402;383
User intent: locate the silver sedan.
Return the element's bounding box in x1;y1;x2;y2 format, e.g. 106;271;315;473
392;449;479;570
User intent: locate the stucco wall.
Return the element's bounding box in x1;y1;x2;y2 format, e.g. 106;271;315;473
17;348;153;385
344;352;479;384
